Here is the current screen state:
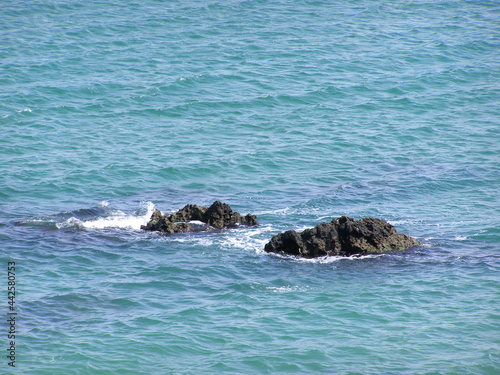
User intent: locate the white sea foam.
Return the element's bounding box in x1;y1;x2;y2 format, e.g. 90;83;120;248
99;200;109;207
169;236;216;247
188;220;205;226
81;214;144;230
57;202;155;231
56;217;84;229
218;224;275;254
83;202;155;230
256;207;291;215
267;251;386;264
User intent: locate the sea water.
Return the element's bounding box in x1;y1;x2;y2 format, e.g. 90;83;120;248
0;0;499;374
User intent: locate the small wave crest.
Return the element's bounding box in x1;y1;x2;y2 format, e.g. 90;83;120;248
53;202;155;231
267;285;310;293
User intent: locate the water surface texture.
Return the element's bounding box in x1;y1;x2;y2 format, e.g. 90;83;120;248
1;0;499;374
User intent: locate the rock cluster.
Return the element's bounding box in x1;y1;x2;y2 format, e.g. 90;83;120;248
264;216;420;258
141;201;258;234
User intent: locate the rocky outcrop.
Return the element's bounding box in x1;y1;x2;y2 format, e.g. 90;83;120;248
264;216;420;258
141;201;257;234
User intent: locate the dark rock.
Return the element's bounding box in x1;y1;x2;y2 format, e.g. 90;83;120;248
170;204;207;223
140;209;194;234
266;230;304;256
243;213;258;227
202;200;257;229
265;216;420;258
141;201;258;234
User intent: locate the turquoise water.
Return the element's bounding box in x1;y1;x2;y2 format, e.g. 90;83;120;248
1;0;499;373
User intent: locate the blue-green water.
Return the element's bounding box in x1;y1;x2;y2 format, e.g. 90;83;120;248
1;0;499;374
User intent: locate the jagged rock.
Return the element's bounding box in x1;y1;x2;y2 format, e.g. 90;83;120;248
265;216;420;258
202;200;257;229
140;209;194;234
170;204;207;223
141;201;257;233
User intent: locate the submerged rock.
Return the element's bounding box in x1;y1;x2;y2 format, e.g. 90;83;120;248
141;201;257;234
264;216;420;258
